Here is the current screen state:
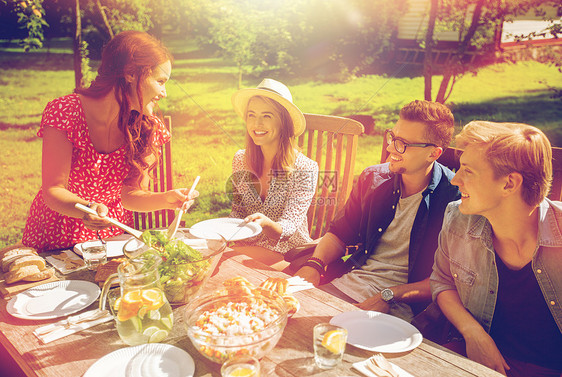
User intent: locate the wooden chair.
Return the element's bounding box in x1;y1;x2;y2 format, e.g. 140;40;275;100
550;148;562;201
381;137;562;201
133;116;175;230
300;113;364;238
284;114;364;265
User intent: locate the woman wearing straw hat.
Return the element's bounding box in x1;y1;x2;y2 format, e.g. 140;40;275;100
230;78;318;269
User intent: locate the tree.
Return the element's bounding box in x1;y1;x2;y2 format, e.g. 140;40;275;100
2;0;182;88
6;0;49;51
204;0;257;89
422;0;561;103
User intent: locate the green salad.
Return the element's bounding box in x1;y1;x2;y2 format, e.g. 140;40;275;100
141;230;213;304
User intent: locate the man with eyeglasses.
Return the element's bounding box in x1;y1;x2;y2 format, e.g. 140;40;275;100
295;100;460;321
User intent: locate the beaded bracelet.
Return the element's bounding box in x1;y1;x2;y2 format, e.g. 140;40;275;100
308;257;326;270
303;257;326;275
303;260;324;274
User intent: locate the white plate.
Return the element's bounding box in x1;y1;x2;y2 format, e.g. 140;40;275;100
84;343;195;377
73;233;133;258
189;217;262;241
330;311;423;353
6;280;100;320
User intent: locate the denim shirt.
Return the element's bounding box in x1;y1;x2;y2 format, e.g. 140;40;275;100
327;162;460;313
430;199;562;333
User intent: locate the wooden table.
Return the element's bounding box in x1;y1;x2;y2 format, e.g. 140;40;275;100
0;249;503;377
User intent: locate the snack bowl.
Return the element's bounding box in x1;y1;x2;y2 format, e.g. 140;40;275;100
123;231;226;305
184;286;289;363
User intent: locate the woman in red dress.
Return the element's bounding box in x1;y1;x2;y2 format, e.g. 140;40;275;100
21;31;197;251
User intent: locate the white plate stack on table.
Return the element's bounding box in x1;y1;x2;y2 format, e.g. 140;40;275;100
6;280;100;320
83;343;195;377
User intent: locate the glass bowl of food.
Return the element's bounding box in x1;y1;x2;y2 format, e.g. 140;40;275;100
184;285;289;364
123;230;226;305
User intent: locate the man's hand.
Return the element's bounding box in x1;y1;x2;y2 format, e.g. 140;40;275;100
354;293;391;313
294;265;321;286
465;329;510;376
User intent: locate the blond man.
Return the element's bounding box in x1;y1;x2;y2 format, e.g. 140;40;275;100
430;121;562;377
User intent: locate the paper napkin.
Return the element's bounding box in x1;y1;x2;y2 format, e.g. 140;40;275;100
33;309;113;344
286;276;315;294
352;358;414;377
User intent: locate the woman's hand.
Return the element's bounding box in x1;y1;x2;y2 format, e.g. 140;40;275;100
244;212;282;240
81;202;112;230
165;188;199;210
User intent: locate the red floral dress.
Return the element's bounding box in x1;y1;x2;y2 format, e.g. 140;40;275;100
22;94;170;252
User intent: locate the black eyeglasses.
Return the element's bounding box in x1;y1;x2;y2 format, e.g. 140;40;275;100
385;129;437;154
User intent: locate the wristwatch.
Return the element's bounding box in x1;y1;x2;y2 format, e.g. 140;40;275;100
380;288;396;305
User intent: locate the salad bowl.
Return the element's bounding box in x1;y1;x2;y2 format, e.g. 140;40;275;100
123;231;226;305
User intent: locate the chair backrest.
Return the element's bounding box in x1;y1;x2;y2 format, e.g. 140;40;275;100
133;115;175;230
299;113;364;239
550;148;562;201
380;137;562;201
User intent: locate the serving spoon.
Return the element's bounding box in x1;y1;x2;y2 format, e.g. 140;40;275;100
166;175;200;240
75;203;144;241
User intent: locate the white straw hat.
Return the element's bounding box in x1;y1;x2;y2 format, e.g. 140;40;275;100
231;78;306;137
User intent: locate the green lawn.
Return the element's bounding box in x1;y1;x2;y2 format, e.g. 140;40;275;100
1;38;561;248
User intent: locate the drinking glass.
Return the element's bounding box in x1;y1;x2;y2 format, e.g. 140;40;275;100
221;356;260;377
81;240;107;270
313;323;347;369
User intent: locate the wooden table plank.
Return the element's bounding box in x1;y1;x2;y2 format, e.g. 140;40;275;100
0;249;503;377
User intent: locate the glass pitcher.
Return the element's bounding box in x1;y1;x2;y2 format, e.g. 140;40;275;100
100;252;173;346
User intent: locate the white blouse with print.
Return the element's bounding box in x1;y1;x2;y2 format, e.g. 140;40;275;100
229;149;319;254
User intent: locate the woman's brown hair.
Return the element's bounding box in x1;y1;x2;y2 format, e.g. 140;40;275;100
75;30;172;186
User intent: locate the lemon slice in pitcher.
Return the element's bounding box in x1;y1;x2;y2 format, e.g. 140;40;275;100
141;288;164;310
148;329;169;343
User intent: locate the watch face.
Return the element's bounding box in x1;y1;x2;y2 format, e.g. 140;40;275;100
381;289;394;302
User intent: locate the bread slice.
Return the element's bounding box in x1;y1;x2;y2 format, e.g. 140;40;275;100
8;255;46;272
1;248;39;271
23;267;55;282
4;265;42;284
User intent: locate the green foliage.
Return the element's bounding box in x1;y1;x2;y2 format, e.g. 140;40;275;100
105;0;153;33
13;0;48;51
79;40;95;88
188;0;406;83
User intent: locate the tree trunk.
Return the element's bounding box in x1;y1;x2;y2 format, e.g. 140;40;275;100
435;0;486;103
423;0;439;101
435;68;453;103
73;0;82;90
96;0;113;38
